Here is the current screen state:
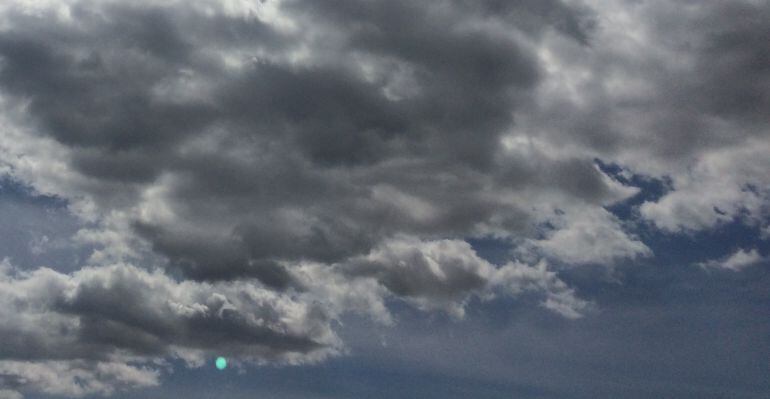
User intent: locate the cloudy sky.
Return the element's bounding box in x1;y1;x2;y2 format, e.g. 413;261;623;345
0;0;768;398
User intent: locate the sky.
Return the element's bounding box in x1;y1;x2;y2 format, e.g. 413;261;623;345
0;0;768;398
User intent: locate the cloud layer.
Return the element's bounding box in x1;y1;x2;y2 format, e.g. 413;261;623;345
0;0;768;397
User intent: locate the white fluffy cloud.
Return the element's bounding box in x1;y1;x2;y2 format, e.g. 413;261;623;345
531;207;650;266
698;248;766;272
640;141;770;233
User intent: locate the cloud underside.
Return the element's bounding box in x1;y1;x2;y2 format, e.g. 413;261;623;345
0;0;768;397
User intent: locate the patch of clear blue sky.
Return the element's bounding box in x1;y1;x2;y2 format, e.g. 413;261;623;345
0;176;91;273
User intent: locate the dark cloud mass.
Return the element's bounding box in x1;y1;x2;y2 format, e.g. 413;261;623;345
0;0;768;397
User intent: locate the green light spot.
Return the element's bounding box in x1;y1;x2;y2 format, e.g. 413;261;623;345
215;357;227;370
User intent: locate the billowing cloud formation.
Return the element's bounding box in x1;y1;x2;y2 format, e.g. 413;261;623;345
0;0;768;397
0;0;632;281
0;258;339;396
327;237;588;319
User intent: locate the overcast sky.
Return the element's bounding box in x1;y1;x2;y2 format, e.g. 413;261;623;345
0;0;768;398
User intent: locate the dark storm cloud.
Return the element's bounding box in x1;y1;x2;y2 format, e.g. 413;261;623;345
132;221;300;288
290;0;596;46
684;2;770;125
470;0;597;44
0;0;612;287
219;61;410;166
0;0;619;287
0;19;209;153
284;0;544;168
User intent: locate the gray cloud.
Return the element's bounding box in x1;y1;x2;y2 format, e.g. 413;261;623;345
0;259;339;362
327;237;588;319
0;0;633;285
0;258;339;397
